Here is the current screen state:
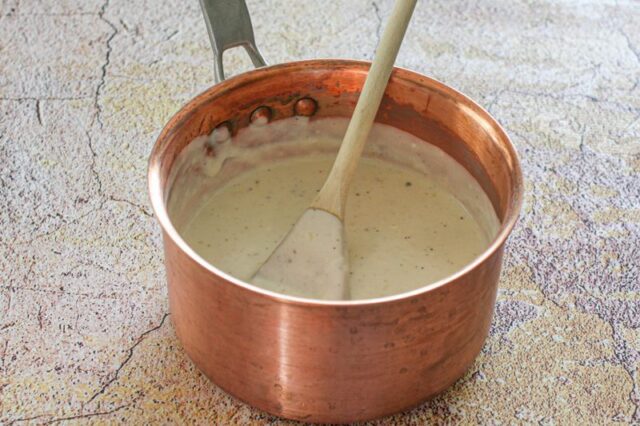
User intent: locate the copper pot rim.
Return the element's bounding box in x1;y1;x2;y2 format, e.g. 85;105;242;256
148;58;524;307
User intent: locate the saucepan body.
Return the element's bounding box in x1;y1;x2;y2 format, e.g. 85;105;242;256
148;59;523;423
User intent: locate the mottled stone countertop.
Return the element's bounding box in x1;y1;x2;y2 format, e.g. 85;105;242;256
1;0;639;424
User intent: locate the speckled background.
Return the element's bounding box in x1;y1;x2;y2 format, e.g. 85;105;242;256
1;0;639;424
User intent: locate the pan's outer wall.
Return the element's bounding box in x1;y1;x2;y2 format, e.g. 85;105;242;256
149;60;523;423
166;234;504;422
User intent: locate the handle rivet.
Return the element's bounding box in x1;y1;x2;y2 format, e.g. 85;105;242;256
212;122;231;142
205;121;231;156
294;97;318;117
250;106;272;125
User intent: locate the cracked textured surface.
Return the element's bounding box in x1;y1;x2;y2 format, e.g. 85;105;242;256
1;0;639;424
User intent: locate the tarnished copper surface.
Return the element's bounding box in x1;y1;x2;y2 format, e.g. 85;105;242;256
148;59;523;423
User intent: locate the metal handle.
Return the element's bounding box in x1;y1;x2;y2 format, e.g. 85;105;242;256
199;0;267;83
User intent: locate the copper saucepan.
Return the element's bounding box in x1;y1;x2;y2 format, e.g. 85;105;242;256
148;0;523;423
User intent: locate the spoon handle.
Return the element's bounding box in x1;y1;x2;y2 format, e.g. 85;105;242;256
312;0;417;219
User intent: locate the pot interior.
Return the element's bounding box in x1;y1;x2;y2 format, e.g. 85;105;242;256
149;59;522;298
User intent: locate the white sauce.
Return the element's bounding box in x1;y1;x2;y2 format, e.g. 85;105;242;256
167;117;500;300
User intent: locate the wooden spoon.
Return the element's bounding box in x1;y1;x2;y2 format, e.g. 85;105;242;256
253;0;417;300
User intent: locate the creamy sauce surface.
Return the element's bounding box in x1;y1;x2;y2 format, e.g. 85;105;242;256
168;117;500;300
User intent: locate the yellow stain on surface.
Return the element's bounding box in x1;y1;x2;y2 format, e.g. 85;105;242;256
593;207;640;224
590;183;619;199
